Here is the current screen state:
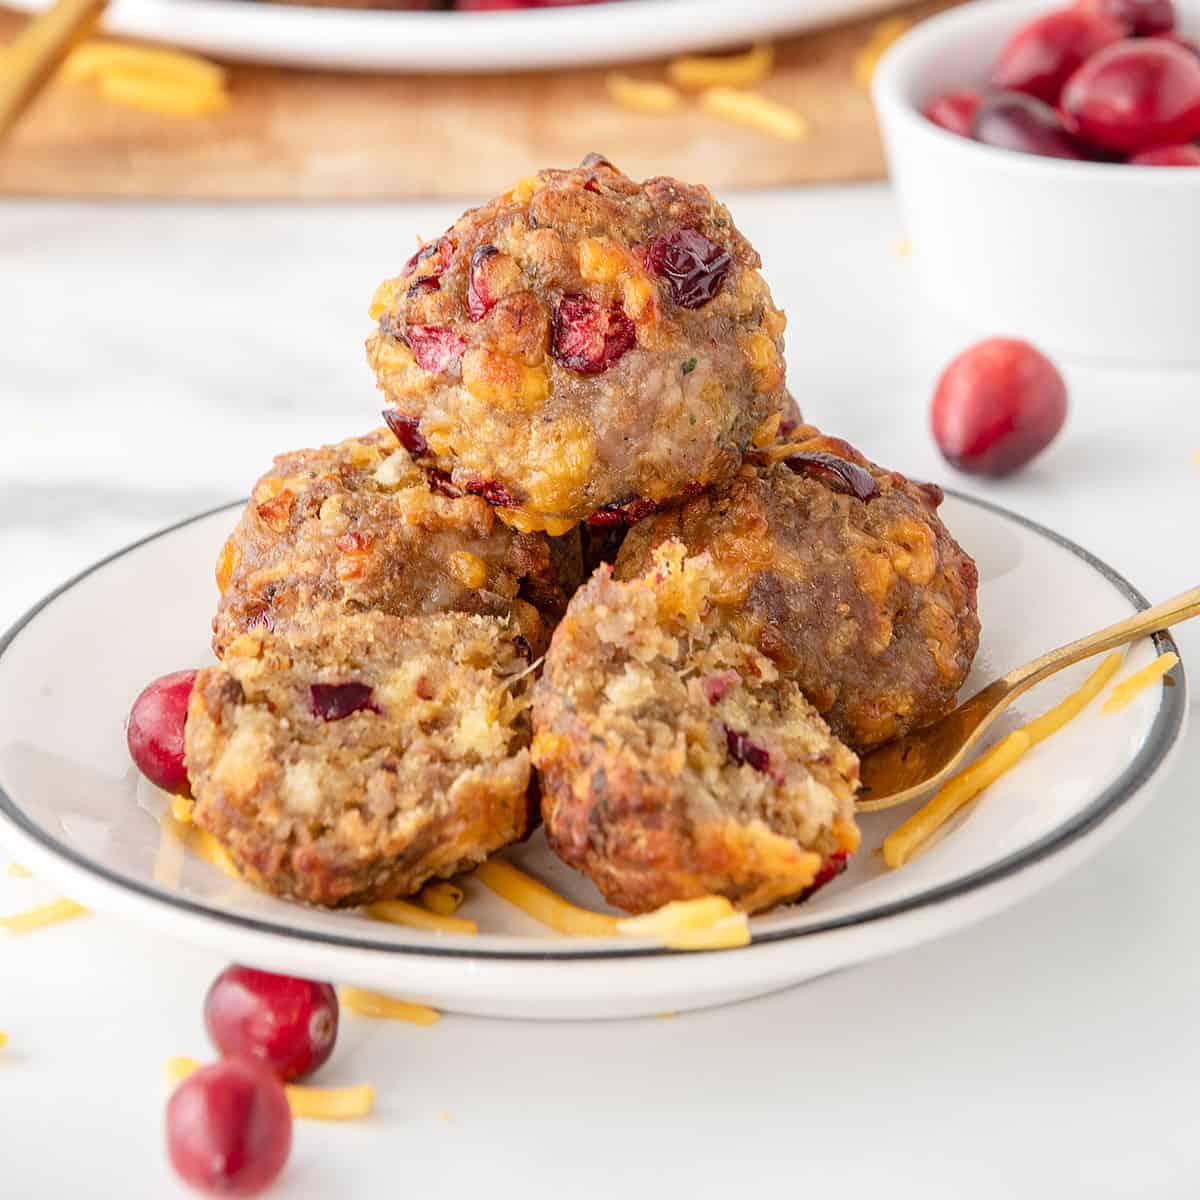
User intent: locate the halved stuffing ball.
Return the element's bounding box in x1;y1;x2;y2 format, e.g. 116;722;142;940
186;609;535;907
533;543;860;915
213;427;581;658
615;427;981;751
365;154;789;530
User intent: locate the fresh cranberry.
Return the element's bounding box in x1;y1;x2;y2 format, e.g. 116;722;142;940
428;469;465;498
1151;32;1200;57
309;682;377;721
932;338;1068;478
973;92;1087;158
643;229;732;309
551;294;637;374
205;966;338;1084
783;452;881;502
382;410;429;456
1062;39;1200;152
923;89;983;136
464;478;518;507
166;1058;292;1197
1076;0;1175;36
1129;140;1200;162
585;496;658;527
992;8;1124;102
127;669;198;794
403;326;468;374
724;726;771;774
467;245;500;321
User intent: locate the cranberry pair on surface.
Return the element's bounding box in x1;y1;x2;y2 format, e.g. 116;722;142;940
167;966;339;1196
925;0;1200;165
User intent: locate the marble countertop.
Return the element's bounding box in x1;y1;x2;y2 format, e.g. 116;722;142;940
2;184;1198;1199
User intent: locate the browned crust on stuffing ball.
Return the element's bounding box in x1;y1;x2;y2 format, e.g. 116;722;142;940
615;427;980;751
533;546;860;915
212;427;580;658
186;610;534;908
366;157;790;525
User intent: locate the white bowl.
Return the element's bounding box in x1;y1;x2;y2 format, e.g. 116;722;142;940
873;0;1200;365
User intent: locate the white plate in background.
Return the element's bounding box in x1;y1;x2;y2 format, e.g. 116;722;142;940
4;0;904;72
0;492;1186;1019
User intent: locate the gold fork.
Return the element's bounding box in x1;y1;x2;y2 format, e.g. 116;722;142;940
857;584;1198;812
0;0;108;142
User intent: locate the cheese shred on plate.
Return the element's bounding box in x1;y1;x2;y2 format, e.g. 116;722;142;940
1101;652;1179;714
882;651;1126;867
473;859;618;937
365;898;477;935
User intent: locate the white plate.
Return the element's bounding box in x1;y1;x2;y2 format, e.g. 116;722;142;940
4;0;902;72
0;494;1186;1019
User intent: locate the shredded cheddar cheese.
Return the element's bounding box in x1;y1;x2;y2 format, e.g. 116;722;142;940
884;731;1032;868
170;794;194;824
419;881;465;917
605;73;682;114
0;898;88;935
166;1056;376;1118
60;40;230;118
192;829;241;880
618;897;750;950
619;897;751;949
1102;652;1178;713
699;87;809;141
5;862;31;879
880;653;1130;864
474;859;619;937
854;16;912;89
286;1083;375;1121
365;898;478;935
667;42;775;90
165;1055;199;1087
338;986;441;1026
1023;652;1123;743
0;1031;7;1051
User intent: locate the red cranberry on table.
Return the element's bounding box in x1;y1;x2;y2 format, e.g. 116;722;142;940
205;966;339;1084
1128;140;1200;162
1076;0;1176;36
166;1058;293;1197
1061;39;1200;153
931;338;1068;478
127;669;197;794
991;8;1124;103
973;92;1086;158
923;89;983;136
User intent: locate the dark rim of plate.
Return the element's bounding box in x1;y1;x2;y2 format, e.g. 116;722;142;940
0;490;1186;963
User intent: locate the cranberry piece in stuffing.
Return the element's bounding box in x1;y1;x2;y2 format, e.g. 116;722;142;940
551;294;637;375
403;326;468;374
382;410;429;457
310;683;377;721
644;229;733;309
783;452;881;502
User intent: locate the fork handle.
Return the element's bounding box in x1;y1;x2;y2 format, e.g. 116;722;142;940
0;0;108;142
1002;584;1199;694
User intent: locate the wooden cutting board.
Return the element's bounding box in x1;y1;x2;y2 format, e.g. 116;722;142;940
0;0;952;199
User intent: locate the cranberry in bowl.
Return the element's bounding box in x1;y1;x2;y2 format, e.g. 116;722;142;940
872;0;1200;365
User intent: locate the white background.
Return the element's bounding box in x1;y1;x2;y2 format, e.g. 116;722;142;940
2;185;1198;1197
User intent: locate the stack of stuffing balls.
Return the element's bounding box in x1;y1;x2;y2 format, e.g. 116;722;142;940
183;156;981;917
